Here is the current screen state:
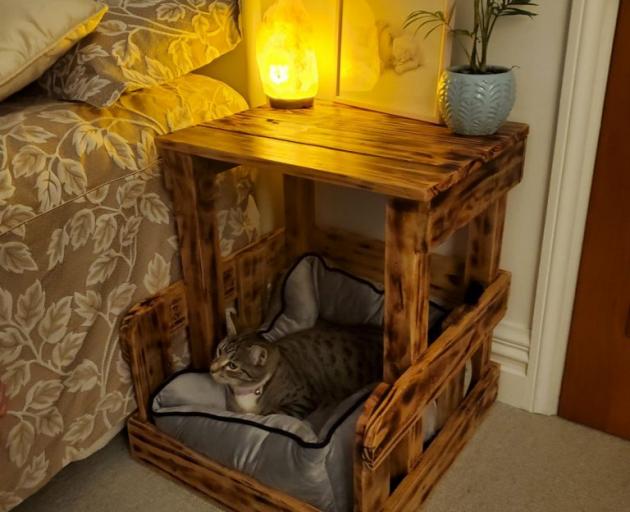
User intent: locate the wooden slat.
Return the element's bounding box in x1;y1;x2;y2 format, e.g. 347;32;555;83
204;114;442;164
155;281;189;376
236;245;270;330
471;333;493;389
384;363;500;512
128;416;318;512
234;232;286;329
204;101;528;179
466;195;508;385
428;253;467;307
311;225;465;303
222;228;286;306
120;282;188;421
384;199;431;383
120;304;164;422
161;150;227;369
210;102;526;160
390;420;424;479
223;228;286;265
284;176;315;259
159;128;445;202
466;196;508;286
363;271;510;469
122;232;287;422
354;383;391;512
158;102;529;203
311;226;385;284
429;140;524;246
435;367;466;433
383;198;431;483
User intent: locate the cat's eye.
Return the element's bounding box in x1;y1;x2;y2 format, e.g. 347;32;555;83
227;362;238;370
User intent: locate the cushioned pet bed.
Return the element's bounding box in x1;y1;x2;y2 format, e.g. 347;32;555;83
154;356;373;512
152;255;449;512
0;75;258;508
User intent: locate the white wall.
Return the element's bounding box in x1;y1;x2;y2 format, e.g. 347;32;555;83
451;1;572;407
204;0;574;409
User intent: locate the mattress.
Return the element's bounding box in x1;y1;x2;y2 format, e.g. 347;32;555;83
0;74;256;510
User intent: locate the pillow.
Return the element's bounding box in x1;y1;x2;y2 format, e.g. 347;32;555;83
259;254;450;342
0;0;108;102
40;0;241;107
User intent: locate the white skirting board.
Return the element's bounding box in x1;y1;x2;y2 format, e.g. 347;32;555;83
490;321;531;410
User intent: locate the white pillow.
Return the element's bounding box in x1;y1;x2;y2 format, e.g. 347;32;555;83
0;0;108;102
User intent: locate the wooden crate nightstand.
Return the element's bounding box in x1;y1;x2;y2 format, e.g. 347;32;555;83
121;101;528;512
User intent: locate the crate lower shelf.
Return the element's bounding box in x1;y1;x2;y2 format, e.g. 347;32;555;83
121;226;509;512
128;414;319;511
126;363;499;512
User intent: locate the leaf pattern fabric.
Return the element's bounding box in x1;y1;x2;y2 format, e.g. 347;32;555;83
39;0;241;107
0;74;259;511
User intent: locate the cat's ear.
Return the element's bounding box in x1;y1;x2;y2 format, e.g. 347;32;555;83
248;345;268;366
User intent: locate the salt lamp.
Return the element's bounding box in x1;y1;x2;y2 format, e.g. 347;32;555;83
256;0;319;108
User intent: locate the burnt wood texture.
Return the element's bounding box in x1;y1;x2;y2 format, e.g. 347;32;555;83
159;101;527;203
160;150;227;369
121;101;527;511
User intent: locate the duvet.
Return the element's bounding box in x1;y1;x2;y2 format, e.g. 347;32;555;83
0;75;258;510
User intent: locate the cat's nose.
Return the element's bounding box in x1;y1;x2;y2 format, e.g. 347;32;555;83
210;361;221;373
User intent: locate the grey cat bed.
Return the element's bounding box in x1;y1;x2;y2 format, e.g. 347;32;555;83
151;255;448;512
258;253;447;342
153;365;372;512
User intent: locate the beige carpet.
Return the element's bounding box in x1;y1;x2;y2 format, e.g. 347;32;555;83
15;403;630;512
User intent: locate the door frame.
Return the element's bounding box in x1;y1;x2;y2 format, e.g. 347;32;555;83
529;0;620;414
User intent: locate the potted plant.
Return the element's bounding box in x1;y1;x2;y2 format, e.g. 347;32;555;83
405;0;537;135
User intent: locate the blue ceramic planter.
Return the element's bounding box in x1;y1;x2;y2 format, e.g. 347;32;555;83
438;65;515;136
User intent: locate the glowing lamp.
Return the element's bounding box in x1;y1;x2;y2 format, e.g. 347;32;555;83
256;0;319;109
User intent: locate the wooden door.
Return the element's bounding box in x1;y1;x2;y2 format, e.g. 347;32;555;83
558;2;630;440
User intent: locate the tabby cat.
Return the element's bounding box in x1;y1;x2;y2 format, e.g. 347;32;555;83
210;322;382;419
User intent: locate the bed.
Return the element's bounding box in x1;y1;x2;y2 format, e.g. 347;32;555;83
0;0;253;508
0;75;257;510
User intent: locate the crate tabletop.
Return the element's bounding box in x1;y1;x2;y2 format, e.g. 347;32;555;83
157;101;528;202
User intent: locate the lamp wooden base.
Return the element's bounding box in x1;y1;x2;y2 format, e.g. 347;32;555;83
269;97;314;109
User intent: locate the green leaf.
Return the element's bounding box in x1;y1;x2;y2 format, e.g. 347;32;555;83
425;23;444;39
404;10;442;29
499;8;537;17
451;29;475;38
413;18;444;35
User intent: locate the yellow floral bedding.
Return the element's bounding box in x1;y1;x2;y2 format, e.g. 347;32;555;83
40;0;241;107
0;74;256;511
